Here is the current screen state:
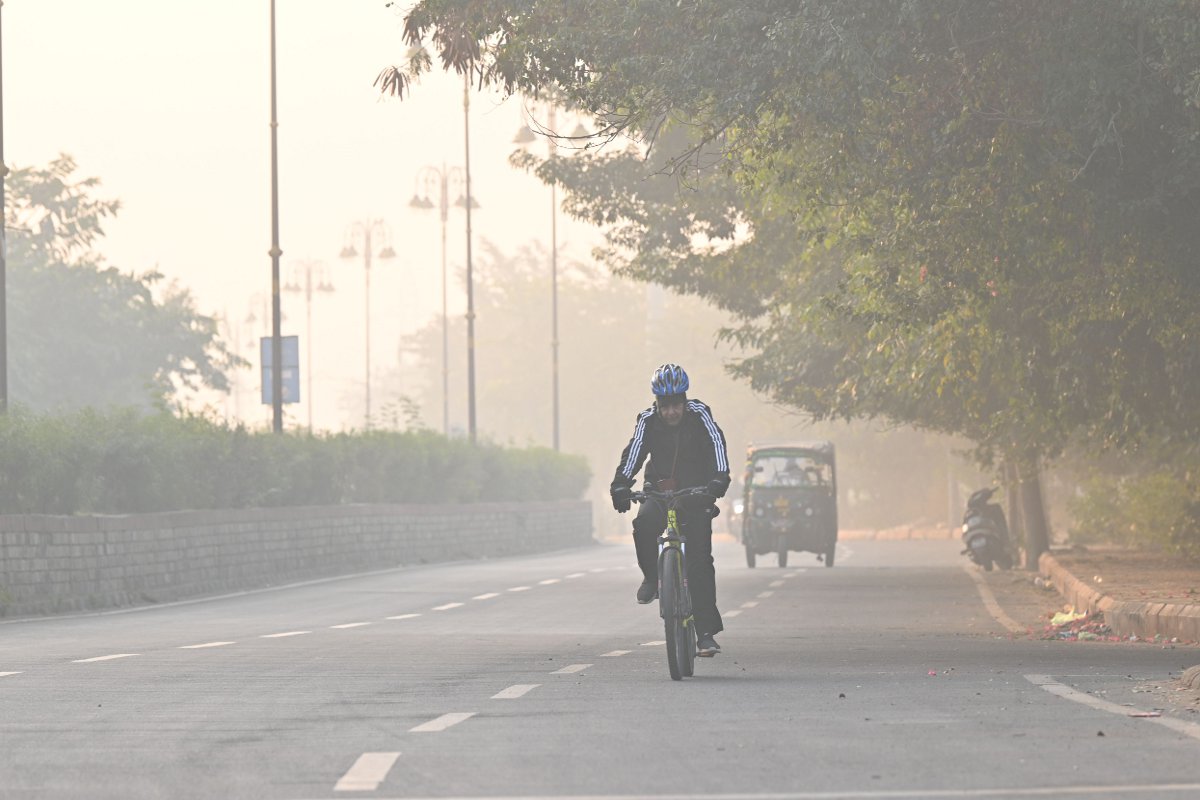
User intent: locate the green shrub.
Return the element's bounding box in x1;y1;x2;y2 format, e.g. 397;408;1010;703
0;407;590;514
1069;469;1200;561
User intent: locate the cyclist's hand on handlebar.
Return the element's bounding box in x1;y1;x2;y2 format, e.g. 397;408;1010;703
706;478;729;499
610;485;633;513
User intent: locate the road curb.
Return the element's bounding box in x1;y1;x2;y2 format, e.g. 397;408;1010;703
1038;551;1200;643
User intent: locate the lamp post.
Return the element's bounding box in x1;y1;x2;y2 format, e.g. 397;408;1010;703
339;220;395;429
410;164;475;436
284;260;334;432
514;107;586;451
267;0;283;433
0;0;8;414
462;74;478;444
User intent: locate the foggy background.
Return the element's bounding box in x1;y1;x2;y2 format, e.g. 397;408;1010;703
5;0;980;537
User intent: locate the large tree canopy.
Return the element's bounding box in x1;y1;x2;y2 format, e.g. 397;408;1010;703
5;156;239;411
381;0;1200;469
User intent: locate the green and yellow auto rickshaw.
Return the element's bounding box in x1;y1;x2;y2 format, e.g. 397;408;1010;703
741;441;838;568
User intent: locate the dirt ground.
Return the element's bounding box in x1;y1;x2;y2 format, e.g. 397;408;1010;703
1047;546;1200;605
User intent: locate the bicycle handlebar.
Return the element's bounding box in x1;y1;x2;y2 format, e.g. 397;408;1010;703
629;486;714;504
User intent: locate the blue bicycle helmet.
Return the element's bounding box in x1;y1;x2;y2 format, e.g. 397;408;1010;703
650;363;690;397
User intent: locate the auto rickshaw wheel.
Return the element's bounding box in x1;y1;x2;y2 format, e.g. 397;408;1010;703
777;537;788;568
744;542;756;568
824;543;836;567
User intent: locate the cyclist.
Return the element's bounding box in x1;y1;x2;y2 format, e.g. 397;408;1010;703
610;363;731;656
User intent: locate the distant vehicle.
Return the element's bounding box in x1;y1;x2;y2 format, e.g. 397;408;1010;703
740;441;838;568
961;487;1014;571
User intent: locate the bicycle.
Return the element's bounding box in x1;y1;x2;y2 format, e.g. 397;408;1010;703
630;485;713;681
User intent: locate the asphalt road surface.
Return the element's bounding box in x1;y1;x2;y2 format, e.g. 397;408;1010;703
3;539;1199;800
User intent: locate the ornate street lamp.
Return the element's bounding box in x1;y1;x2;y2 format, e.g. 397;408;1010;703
283;260;334;432
410;164;476;436
340;221;395;429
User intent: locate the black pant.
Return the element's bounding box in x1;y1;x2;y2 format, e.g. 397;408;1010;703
632;500;723;636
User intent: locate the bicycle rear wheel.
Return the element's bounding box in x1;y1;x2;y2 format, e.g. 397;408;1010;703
659;547;685;681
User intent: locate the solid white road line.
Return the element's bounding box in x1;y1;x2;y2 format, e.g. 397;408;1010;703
550;664;592;674
473;593;500;600
724;610;743;618
260;631;311;638
0;672;22;677
964;565;1025;633
410;712;476;732
508;586;532;592
1025;674;1200;741
492;684;540;699
565;572;586;578
342;783;1200;798
178;641;236;649
330;622;371;629
600;650;631;657
538;578;562;585
432;603;464;611
386;614;420;620
333;751;400;792
72;654;139;663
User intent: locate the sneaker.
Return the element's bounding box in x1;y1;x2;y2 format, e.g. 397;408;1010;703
696;633;721;657
636;579;658;604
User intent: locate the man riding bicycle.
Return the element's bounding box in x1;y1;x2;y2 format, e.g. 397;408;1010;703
610;363;731;656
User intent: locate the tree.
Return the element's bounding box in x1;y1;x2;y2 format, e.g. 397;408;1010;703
381;1;1200;557
5;156;240;411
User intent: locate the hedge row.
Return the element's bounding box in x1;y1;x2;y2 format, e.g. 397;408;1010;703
0;408;591;514
1069;469;1200;561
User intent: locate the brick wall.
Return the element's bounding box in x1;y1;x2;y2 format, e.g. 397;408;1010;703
0;501;593;619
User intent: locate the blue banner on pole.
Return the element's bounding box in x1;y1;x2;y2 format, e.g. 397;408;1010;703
261;336;300;405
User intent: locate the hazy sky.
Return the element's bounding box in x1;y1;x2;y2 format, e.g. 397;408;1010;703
6;0;603;431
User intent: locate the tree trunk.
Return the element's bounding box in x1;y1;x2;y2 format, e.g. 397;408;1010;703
1017;461;1051;565
1003;460;1025;565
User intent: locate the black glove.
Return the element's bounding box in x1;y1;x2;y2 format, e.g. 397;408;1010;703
706;478;729;499
611;485;633;513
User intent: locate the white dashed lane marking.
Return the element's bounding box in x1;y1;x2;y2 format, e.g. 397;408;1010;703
600;650;631;657
472;593;500;600
334;751;400;792
0;672;22;677
410;712;476;732
508;586;532;593
757;591;774;598
387;614;420;620
724;610;743;618
640;640;665;646
492;684;540;699
260;631;310;638
538;578;561;585
769;580;784;587
432;603;464;611
72;654;139;663
565;572;586;578
178;641;236;649
741;601;759;609
550;664;592;674
330;622;371;629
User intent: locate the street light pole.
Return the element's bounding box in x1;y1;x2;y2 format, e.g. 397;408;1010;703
463;74;477;444
411;164;473;437
284;260;333;432
267;0;283;433
0;0;7;414
340;220;395;430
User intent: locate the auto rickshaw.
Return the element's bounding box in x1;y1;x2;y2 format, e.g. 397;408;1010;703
741;441;838;568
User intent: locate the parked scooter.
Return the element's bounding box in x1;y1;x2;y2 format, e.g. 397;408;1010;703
961;487;1014;571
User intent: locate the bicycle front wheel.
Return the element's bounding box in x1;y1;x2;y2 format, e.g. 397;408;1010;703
660;547;686;681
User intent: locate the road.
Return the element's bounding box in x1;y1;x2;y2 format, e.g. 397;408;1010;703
2;539;1198;799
